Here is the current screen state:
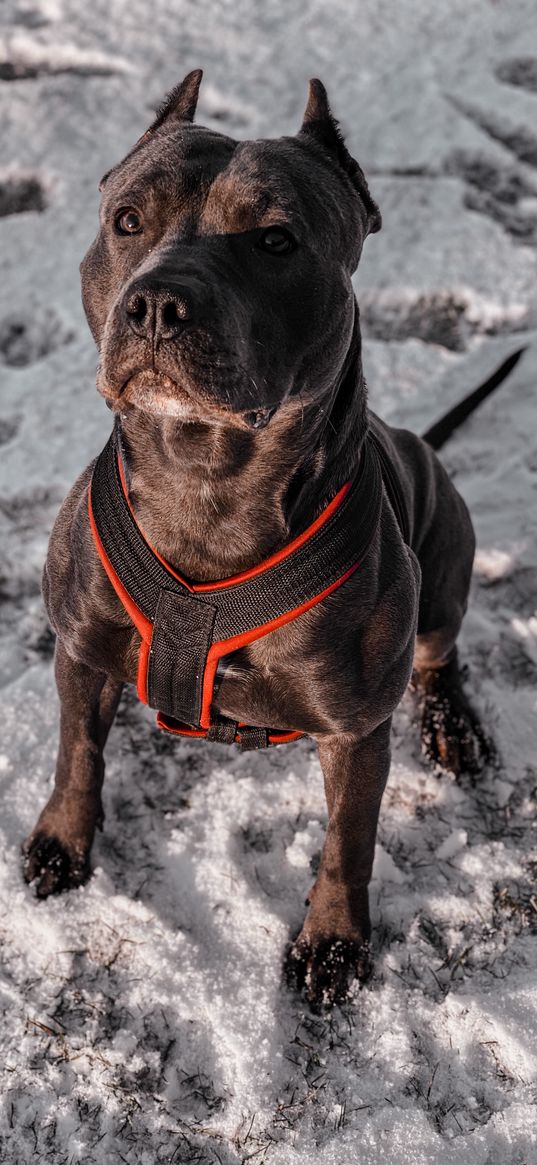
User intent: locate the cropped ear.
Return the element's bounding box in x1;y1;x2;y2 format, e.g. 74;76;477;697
299;78;382;234
99;69;203;191
147;68;203;132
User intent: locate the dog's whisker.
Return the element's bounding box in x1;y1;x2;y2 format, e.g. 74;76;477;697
317;405;337;436
297;389;306;435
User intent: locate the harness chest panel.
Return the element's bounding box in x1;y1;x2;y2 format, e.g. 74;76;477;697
88;423;390;748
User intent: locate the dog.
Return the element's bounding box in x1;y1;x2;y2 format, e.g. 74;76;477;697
22;70;489;1009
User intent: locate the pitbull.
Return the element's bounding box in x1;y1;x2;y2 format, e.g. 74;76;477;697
22;71;488;1008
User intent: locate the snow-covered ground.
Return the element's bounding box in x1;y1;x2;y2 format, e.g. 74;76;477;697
1;0;536;1160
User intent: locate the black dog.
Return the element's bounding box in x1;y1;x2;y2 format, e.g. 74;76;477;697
23;71;488;1008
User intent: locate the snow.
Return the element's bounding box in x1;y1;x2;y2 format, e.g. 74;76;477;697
435;829;468;862
1;0;537;1161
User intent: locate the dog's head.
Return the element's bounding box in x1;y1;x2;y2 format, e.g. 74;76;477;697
81;70;381;429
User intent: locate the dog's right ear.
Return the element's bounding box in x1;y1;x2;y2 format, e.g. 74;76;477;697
99;69;203;191
146;68;203;132
299;78;381;235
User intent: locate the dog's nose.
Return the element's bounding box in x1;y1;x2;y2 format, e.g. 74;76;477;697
124;285;193;341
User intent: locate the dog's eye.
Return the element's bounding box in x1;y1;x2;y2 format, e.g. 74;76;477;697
115;209;144;235
258;227;295;255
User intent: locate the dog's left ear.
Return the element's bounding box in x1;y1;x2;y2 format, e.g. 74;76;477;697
299;78;381;235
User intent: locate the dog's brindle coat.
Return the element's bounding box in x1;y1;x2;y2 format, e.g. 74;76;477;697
23;72;487;1007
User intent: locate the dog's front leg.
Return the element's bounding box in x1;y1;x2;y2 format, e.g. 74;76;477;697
22;640;122;897
286;718;391;1009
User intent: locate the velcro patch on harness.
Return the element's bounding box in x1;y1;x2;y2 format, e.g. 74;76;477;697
148;590;217;726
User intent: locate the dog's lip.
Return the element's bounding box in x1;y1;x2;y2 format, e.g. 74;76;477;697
108;367;280;428
96;363;187;404
119;367;186;396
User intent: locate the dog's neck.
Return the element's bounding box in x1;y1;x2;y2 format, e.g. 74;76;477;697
117;322;368;583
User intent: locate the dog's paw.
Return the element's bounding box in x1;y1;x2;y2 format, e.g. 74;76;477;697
22;833;90;898
420;684;493;777
285;933;372;1010
414;656;495;778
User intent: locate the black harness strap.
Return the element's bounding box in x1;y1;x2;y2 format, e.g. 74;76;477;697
240;726;270;750
207;715;239;744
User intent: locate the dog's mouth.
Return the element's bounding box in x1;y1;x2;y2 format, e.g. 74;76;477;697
98;366;278;430
120;368;191;411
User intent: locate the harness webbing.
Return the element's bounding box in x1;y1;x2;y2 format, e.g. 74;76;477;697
88;423;387;747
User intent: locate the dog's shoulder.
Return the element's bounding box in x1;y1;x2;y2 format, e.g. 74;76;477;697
43;462;138;676
368;412;470;557
42;463;95;622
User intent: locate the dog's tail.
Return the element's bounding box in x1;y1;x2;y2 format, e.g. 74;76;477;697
421;346;526;451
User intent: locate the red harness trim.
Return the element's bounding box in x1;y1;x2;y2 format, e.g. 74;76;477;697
198;564;359;729
88;484;152;703
88;452;360;744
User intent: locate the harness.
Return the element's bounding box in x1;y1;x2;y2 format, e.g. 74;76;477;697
88;421;406;749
